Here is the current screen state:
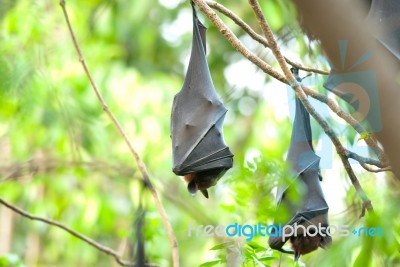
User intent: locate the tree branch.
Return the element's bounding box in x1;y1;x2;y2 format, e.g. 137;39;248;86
247;0;373;215
291;0;400;178
192;0;387;170
346;151;383;167
360;163;392;173
193;0;375;217
0;197;159;267
193;0;287;83
0;158;136;183
58;1;179;266
203;0;386;164
205;0;329;75
301;85;387;164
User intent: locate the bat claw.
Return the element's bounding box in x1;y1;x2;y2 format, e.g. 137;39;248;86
294;250;301;262
200;189;209;198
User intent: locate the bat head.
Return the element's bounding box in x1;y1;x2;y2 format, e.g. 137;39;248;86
290;234;321;261
183;168;227;198
289;228;332;261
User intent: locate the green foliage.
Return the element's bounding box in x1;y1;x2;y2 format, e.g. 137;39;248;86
0;254;25;267
0;0;399;267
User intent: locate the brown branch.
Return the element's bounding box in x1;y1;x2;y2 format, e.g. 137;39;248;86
302;85;387;164
205;0;329;75
192;0;387;171
360;164;392;173
0;159;136;182
203;0;386;164
291;0;400;179
346;151;384;167
247;0;373;215
0;198;159;267
58;1;179;266
192;0;287;83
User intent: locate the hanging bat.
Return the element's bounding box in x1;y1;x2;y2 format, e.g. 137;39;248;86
268;68;331;260
170;1;233;198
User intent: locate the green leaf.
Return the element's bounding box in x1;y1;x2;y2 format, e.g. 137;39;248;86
247;240;268;251
258;255;277;261
210;242;232;250
252;255;267;267
358;132;371;141
199;259;223;267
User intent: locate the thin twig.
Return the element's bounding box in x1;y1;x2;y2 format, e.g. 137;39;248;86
201;0;386;165
193;0;287;83
192;0;387;170
247;0;373;215
205;0;329;75
360;164;392;173
0;159;135;182
58;1;179;266
302;85;387;163
346;151;384;167
0;198;159;267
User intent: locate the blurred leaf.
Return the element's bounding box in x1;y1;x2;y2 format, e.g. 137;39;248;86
199;259;223;267
358;132;371;141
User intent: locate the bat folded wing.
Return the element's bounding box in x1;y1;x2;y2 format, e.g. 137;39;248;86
268;213;331;253
173;114;233;175
171;83;230;175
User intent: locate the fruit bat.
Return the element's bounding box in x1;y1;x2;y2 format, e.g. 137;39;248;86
268;68;331;259
170;1;233;198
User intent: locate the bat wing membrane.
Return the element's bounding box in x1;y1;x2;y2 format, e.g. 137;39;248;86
171;2;233;176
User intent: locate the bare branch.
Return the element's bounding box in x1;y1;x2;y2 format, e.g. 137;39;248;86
202;0;386;164
302;85;387;163
360;164;392;173
247;0;373;215
0;159;135;183
0;197;159;267
205;0;329;75
347;151;383;167
192;0;387;172
58;1;179;266
192;0;287;83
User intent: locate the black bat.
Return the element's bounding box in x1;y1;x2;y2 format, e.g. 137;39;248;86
170;1;233;198
268;68;331;260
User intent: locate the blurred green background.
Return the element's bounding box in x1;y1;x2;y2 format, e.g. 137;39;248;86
0;0;399;266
